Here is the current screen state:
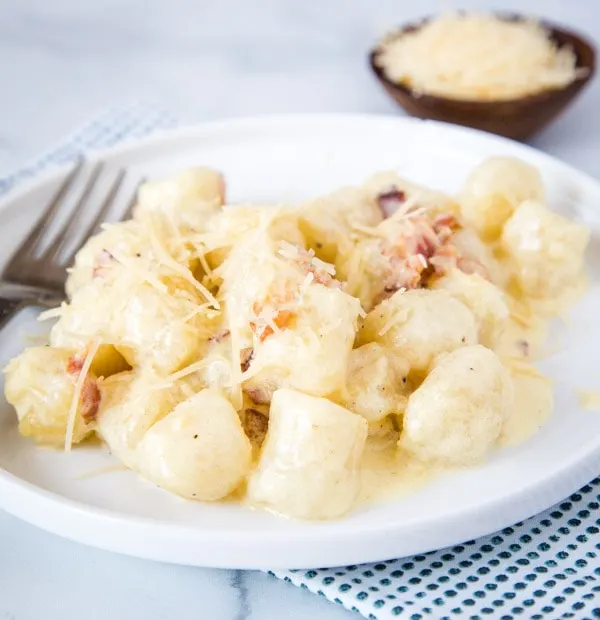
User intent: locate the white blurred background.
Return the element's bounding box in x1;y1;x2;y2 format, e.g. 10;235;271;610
1;0;599;174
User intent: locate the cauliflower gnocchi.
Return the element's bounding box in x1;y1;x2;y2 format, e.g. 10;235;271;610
4;346;98;446
247;388;368;519
4;157;589;520
502;199;590;298
359;288;478;374
136;389;252;501
432;268;509;347
135;166;225;231
340;343;410;421
460;156;545;239
400;345;513;464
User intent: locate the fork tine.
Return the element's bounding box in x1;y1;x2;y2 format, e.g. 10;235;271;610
9;158;85;262
44;161;104;263
63;168;127;265
121;177;145;221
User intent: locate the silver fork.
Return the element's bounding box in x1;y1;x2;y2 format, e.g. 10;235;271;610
0;159;139;329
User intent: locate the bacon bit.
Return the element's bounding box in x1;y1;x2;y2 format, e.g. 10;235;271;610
250;295;297;342
279;243;340;289
429;244;459;276
457;256;489;280
244;408;269;445
383;284;402;294
92;249;114;278
244;383;275;405
393;217;439;259
251;309;296;341
66;353;101;424
377;256;423;303
377;188;407;218
431;215;461;247
376;212;468;298
80;377;101;423
414;233;438;259
240;347;254;372
434;226;453;245
251;301;263;316
273;310;296;329
209;329;231;344
309;266;341;288
67;354;85;375
432;213;460;231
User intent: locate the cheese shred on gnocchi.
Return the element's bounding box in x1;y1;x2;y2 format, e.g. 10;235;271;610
3;158;590;520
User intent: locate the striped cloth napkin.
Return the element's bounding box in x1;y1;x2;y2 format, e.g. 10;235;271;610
1;104;598;620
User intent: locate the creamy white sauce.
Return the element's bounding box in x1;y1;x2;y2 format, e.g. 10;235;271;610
500;368;553;446
576;389;600;412
356;310;558;506
358;444;435;504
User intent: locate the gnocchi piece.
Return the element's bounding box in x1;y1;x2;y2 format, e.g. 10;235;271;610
135;167;225;231
501;199;590;298
336;233;397;311
113;279;213;373
459;156;545;239
136;389;252;501
51;276;214;375
432;268;509;347
96;371;184;468
243;283;361;402
451;228;503;285
65;219;197;298
359;289;477;374
66;221;151;298
216;233;305;348
203;205;305;271
247;388;368;519
4;347;98;446
400;345;513;465
341;343;410;422
299;186;384;264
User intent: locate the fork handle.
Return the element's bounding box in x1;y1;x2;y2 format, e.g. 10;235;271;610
0;281;63;329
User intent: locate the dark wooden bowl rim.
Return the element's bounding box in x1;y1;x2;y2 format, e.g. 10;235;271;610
370;13;596;108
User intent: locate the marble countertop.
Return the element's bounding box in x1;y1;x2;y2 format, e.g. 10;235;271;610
1;0;599;618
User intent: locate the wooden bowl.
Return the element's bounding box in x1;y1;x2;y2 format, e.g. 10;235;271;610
369;16;596;141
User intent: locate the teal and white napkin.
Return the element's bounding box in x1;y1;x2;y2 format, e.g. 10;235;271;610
1;105;598;620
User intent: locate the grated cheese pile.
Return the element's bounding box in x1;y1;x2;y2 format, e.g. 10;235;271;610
376;13;582;101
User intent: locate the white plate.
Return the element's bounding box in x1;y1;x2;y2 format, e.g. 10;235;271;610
1;115;599;570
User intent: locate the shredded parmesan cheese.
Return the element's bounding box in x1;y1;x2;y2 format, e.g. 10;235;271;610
377;13;582;101
38;304;68;322
505;357;549;380
154;360;211;388
64;337;101;452
510;310;533;328
377;314;398;337
141;213;220;309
